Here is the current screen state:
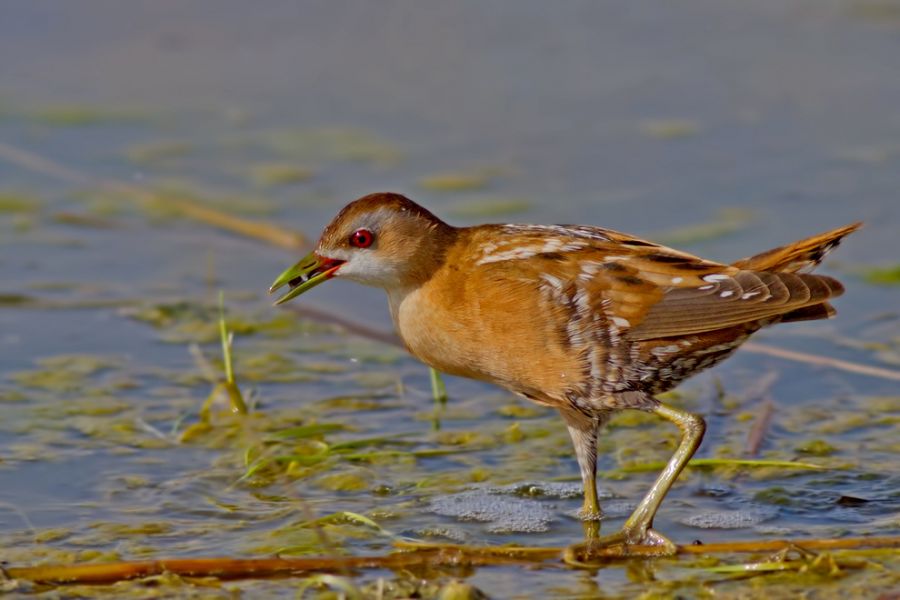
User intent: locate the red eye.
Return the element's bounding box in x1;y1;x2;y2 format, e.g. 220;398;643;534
349;228;374;248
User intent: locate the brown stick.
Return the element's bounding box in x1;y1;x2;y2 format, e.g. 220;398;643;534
743;342;900;381
743;372;778;457
0;142;308;251
291;304;403;347
5;536;899;585
744;398;774;457
3;548;550;585
676;536;900;554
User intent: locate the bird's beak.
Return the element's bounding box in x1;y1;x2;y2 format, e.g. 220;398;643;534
268;251;344;305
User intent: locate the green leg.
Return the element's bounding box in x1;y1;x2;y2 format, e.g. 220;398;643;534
621;404;705;539
566;403;706;560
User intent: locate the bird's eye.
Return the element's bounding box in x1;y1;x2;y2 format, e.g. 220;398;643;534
349;228;375;248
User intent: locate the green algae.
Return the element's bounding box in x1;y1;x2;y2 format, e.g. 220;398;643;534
1;134;897;599
446;197;532;219
296;574;364;598
9;354;122;392
248;162;315;187
496;404;546;419
418;170;493;192
847;1;900;24
89;522;174;536
313;469;373;492
250;127;403;166
28;104;149;126
123;300;260;344
0;191;41;213
617;458;828;475
638;118;701;139
145;180;281;217
860;264;900;285
656;207;756;246
796;439;839;457
125;140;193;165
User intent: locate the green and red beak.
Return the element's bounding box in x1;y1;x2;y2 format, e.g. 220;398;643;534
268;251;344;305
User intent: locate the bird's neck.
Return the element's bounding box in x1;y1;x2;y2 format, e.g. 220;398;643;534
398;221;460;286
383;222;461;327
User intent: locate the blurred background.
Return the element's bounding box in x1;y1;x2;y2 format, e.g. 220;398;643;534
1;1;898;597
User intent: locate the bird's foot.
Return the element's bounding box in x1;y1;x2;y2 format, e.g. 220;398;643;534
564;526;677;565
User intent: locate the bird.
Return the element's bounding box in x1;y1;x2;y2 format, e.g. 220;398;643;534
269;192;859;556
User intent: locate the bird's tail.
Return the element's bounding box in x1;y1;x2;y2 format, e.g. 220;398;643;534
731;222;861;273
730;222;861;323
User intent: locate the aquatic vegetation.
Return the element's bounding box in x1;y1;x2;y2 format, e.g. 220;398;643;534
0;121;897;597
445;197;532;219
418;170;493;192
0;191;41;213
125;140;194;166
860;264;900;285
248;127;403;166
248;162;315;187
655;207;756;246
638;118;701;139
27;104;149;126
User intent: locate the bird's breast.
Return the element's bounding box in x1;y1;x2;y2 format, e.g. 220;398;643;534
388;285;484;381
385;272;585;403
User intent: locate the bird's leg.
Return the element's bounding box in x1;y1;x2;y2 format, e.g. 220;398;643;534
566;403;705;561
620;404;705;544
568;423;600;521
561;410;602;530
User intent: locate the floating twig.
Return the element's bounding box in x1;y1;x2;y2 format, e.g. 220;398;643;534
5;536;899;586
0;141;308;250
743;342;900;381
745;398;774;458
288;304;402;346
743;372;778;457
615;457;827;474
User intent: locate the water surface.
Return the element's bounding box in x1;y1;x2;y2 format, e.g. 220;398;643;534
1;1;899;597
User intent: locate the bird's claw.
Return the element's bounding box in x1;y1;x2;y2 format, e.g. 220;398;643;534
564;527;677;565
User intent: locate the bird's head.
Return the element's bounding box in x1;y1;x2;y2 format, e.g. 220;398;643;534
269;193;454;305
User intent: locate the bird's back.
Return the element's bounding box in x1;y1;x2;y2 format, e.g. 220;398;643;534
393;221;859;411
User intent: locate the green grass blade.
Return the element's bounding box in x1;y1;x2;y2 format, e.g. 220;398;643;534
618;457;828;474
430;367;447;404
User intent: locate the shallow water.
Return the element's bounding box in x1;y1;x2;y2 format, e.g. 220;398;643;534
1;1;899;597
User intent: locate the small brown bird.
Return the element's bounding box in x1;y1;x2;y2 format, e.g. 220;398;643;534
270;192;859;554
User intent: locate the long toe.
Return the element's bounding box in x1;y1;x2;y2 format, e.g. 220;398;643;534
563;528;677;564
637;528;677;553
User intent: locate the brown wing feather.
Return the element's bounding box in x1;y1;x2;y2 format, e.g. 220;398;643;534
468;222;856;343
627;270;844;340
622;223;857;340
731;222;861;272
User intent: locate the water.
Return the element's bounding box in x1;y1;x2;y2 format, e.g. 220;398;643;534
1;1;899;597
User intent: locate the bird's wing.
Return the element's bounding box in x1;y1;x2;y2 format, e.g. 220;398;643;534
471;225;846;342
624;268;844;340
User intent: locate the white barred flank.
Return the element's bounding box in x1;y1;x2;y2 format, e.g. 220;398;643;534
477;245;544;265
500;223;613;241
477;237;590;265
